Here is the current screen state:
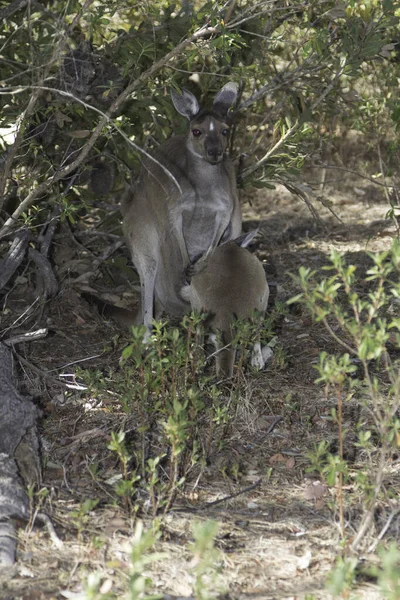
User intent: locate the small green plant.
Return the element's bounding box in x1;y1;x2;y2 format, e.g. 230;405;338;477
79;520;164;600
26;486;49;533
375;543;400;600
127;520;165;600
272;343;289;370
108;431;140;515
109;316;224;514
326;556;358;597
88;311;273;515
189;520;223;600
327;543;400;599
70;498;100;541
230;311;272;380
291;239;400;550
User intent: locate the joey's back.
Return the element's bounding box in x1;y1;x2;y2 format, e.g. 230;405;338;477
190;241;269;321
187;237;269;379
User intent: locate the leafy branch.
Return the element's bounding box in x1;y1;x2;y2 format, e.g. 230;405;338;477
0;21;221;237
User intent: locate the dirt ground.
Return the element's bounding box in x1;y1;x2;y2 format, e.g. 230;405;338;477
0;136;398;599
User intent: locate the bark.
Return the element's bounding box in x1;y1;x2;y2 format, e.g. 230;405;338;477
0;230;31;292
0;343;41;566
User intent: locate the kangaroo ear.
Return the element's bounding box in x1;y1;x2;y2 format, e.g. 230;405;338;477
171;88;200;120
212;82;238;116
233;229;259;248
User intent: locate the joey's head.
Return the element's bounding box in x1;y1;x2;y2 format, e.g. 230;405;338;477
171;82;238;165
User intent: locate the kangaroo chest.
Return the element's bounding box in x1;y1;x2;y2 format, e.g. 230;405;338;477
180;178;234;261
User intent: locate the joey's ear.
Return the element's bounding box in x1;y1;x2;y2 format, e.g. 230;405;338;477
187;243;214;277
233;229;259;248
212;82;238;116
171;88;200;120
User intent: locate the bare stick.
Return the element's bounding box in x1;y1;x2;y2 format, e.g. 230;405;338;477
34;512;63;548
70;239;125;284
322;317;358;356
200;479;262;509
367;508;400;553
40;207;61;257
320;163;397;190
10;348;64;386
4;328;48;346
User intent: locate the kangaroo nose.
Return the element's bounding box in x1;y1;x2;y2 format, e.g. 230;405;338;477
207;149;223;157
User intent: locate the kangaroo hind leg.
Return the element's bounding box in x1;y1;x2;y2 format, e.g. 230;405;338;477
133;254;158;340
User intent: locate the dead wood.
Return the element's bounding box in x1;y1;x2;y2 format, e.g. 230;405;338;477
39;208;61;258
0;225;59;305
0;230;31;292
0;455;29;567
0;343;41;566
28;248;58;298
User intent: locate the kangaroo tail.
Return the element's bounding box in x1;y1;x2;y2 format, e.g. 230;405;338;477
81;292;140;327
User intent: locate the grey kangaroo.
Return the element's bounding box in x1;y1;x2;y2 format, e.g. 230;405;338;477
181;231;270;379
121;82;242;336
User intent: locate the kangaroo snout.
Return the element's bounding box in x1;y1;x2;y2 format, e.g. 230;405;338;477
206;147;223;163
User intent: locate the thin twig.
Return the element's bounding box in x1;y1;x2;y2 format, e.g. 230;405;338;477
0;298;41;339
174;478;263;512
10;348;63;385
70;239;125;284
322;317;358;356
34;512;63;548
204;478;262;507
337;384;345;538
321;163;397;190
241;62;346;180
367;508;400;553
4;328;48;346
47;354;103;372
240;120;299;181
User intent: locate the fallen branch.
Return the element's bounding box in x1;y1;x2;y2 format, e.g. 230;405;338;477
4;328;48;346
0;230;31;292
0;343;41;565
204;478;262;508
28;247;58;298
174;478;263;512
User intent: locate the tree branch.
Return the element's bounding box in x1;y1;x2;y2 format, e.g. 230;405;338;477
240;63;346;180
0;23;219;239
0;0;96;209
0;0;28;21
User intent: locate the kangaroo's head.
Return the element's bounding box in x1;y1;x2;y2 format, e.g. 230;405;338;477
171;82;238;165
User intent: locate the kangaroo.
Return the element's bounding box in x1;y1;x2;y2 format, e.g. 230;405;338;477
181;231;269;379
121;83;242;337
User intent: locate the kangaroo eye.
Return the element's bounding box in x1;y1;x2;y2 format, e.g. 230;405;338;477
192;129;202;137
222;129;229;136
